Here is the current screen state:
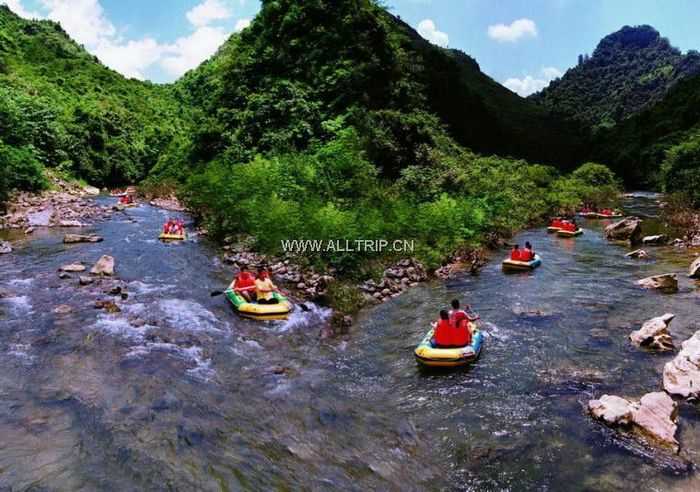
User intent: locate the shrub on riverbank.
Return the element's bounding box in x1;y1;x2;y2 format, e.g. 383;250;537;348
182;127;620;273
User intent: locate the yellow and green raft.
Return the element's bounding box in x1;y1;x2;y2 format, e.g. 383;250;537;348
224;288;293;320
414;322;484;368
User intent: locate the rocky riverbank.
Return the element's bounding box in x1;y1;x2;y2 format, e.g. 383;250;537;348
0;174;109;230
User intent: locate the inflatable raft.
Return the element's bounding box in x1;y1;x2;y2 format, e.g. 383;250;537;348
110;191;127;197
159;232;186;241
547;226;562;233
224;288;293;320
414;323;484;368
502;254;541;272
556;228;583;237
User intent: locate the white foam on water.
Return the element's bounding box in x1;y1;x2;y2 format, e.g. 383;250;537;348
8;278;33;287
7;343;34;362
158;299;224;332
93;314;153;341
277;302;332;332
3;295;33;316
128;281;169;295
125;342;215;381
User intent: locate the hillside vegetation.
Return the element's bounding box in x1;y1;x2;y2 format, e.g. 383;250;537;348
533;25;700;130
0;5;189;202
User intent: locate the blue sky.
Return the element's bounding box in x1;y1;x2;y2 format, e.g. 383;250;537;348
4;1;700;93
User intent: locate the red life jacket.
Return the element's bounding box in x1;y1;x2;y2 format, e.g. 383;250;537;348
451;318;471;346
522;248;534;261
434;319;453;347
235;272;256;292
511;249;522;261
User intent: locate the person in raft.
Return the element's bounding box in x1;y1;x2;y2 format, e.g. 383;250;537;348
560;219;577;232
432;309;471;348
255;268;280;304
510;244;521;261
522;241;535;261
119;194;133;205
230;265;257;302
450;299;479;326
163;218;176;234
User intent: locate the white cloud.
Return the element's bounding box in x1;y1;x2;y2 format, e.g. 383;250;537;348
417;19;448;48
502;67;563;97
5;0;242;81
234;18;250;32
2;0;41;18
186;0;231;28
160;25;229;77
487;18;537;43
41;0;115;47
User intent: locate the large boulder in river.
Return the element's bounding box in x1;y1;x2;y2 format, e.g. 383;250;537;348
625;249;648;259
642;234;668;245
588;392;679;451
689;256;700;278
636;274;678;292
83;185;100;196
63;234;103;244
629;313;675;351
605;217;642;244
0;241;12;254
663;330;700;399
90;255;115;276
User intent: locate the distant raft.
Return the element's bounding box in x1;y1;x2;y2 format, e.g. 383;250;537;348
224;288;293;320
556;228;583;238
414;323;484;368
159;231;186;241
502;254;542;272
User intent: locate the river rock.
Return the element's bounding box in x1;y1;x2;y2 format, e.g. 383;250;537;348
663;330;700;399
79;276;94;286
83;185;100;196
629;313;675;351
94;300;121;313
53;304;73;315
63;234;103;244
59;263;86;273
24;227;34;234
90;255;115;276
27;208;53;227
0;241;12;254
689;256;700;278
625;249;648;259
605;217;642;244
642;234;668;245
588;392;679;451
59;220;85;227
636;274;678;292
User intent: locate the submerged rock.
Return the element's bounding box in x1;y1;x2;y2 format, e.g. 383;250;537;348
79;276;94;286
629;313;675;351
642;234;668;245
90;255;115;276
663;330;700;399
636;274;678;292
625;249;648;259
53;305;73;315
588;391;679;451
63;234;103;244
59;263;86;273
0;241;12;254
689;256;700;278
605;217;642;244
59;220;85;227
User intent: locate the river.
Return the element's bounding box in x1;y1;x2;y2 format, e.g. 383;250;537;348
1;193;699;490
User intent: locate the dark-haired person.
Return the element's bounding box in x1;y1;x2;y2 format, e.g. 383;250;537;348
431;310;453;348
230;265;256;302
510;244;522;261
523;241;535;261
255;268;279;304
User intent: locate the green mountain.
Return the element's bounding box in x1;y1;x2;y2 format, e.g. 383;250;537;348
0;4;188;195
592;72;700;187
532;25;700;130
173;0;583;176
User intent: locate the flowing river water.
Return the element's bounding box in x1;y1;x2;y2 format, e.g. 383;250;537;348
1;193;700;490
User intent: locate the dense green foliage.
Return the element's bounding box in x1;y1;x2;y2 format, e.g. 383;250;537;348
0;5;189;197
533;25;700;130
661;132;700;206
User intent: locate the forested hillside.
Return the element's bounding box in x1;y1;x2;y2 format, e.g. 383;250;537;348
592;73;700;191
533;25;700;130
0;5;189;201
